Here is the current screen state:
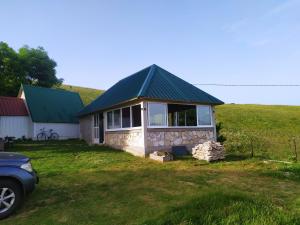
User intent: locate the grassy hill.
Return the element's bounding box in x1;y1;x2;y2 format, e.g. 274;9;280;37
216;104;300;160
60;84;300;161
61;84;104;105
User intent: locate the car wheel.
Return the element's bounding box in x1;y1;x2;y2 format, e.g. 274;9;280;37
0;179;23;220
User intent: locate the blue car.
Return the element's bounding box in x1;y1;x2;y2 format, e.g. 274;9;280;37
0;152;38;219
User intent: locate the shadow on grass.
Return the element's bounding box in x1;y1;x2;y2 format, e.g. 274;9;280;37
141;190;299;225
10;139;124;154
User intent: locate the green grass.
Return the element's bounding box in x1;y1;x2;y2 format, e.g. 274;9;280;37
2;140;300;225
216;104;300;160
60;84;104;105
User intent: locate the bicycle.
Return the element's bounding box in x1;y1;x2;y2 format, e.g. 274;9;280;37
36;128;59;141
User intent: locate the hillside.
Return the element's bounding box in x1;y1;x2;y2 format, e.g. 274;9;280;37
60;84;299;160
61;84;104;105
216;104;300;160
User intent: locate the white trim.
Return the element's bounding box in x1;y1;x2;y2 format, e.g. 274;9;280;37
147;126;213;129
106;127;142;132
147;101;214;128
147;102;168;127
105;103;142;131
197;105;213;126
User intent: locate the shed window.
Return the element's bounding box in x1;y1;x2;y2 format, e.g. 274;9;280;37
197;105;212;126
132;105;141;127
148;103;167;126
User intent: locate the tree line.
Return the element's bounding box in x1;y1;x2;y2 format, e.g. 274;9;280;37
0;42;63;96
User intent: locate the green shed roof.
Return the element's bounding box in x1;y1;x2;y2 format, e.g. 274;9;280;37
21;84;84;123
79;64;223;116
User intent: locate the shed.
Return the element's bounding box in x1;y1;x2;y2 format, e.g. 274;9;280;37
18;85;84;140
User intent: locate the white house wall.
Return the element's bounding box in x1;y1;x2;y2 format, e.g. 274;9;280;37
33;123;80;140
0;116;31;139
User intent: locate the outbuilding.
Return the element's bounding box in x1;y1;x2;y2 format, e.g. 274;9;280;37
79;64;224;157
0;85;84;140
19;85;84;140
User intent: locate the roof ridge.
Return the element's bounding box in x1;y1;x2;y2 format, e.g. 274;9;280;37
137;64;157;97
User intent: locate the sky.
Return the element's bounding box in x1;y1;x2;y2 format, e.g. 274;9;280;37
1;0;300;105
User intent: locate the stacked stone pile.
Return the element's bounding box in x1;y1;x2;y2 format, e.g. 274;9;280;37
192;141;225;162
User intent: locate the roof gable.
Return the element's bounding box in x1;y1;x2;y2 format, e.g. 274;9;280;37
21;85;84;123
0;97;28;116
79;64;223;116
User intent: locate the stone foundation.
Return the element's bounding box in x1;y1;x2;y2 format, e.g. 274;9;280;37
105;129;145;157
146;128;215;154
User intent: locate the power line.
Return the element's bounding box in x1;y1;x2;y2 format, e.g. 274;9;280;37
193;83;300;87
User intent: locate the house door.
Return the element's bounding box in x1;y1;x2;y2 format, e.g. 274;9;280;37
93;113;104;144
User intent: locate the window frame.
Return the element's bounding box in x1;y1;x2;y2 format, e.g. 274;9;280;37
197;105;213;127
105;103;142;131
147;101;214;128
147;102;168;127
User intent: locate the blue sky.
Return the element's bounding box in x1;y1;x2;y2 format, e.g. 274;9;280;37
1;0;300;105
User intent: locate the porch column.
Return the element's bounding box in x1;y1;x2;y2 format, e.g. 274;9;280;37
141;101;148;156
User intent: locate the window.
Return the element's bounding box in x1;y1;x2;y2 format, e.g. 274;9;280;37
149;103;167;126
132;104;141;127
106;104;142;130
94;114;99;139
168;104;197;126
122;107;130;128
197;105;212;126
113;109;121;128
107;111;113;129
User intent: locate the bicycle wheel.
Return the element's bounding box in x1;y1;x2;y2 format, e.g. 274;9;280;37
37;133;47;141
50;132;59;140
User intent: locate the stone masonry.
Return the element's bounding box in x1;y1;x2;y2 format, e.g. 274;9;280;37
105;129;145;157
146;128;215;154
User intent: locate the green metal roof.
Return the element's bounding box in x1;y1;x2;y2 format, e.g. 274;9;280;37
21;84;84;123
79;64;223;116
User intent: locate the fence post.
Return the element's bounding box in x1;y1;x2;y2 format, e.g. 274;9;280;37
250;138;254;158
292;137;298;162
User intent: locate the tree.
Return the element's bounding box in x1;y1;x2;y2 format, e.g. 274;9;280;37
18;46;63;88
0;42;63;96
0;42;25;96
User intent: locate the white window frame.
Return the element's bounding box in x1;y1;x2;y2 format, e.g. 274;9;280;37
147;102;168;127
197;105;213;127
105;103;142;131
147;101;213;128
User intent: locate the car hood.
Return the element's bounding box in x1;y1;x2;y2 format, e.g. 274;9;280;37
0;152;29;163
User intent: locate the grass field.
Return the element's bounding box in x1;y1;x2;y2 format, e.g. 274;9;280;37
2;140;300;225
3;85;300;224
216;104;300;161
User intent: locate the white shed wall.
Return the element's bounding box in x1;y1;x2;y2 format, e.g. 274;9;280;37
0;116;31;139
33;123;80;140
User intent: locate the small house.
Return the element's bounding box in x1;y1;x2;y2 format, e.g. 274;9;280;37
0;85;84;140
79;64;223;157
